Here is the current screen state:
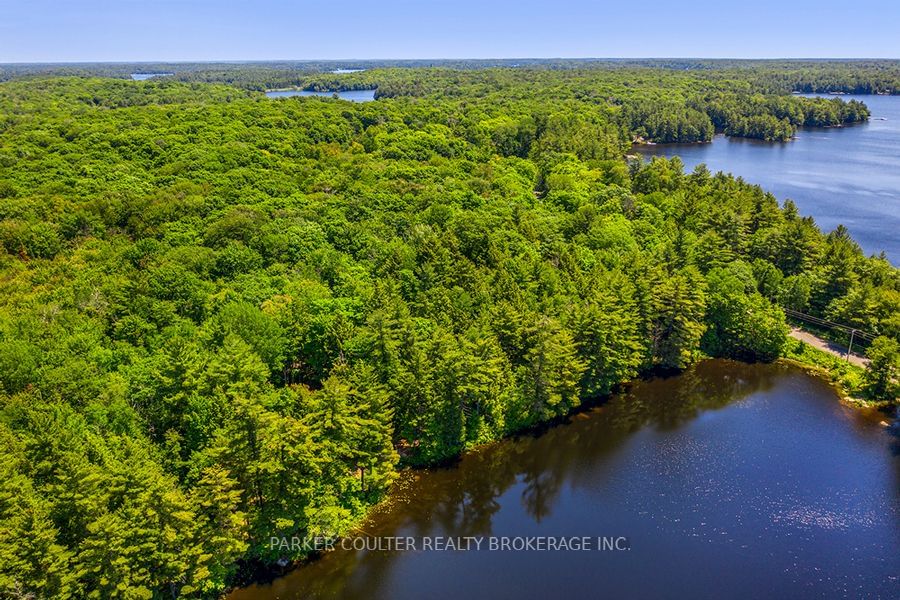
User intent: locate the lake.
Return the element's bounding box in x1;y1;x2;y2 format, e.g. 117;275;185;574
264;89;376;102
635;94;900;264
130;72;173;80
231;360;900;599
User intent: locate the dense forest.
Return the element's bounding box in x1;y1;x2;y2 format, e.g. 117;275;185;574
2;60;887;141
334;67;870;142
189;64;875;142
4;58;900;94
0;69;898;599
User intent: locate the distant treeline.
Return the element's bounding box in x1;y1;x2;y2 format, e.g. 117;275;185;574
3;59;900;94
297;67;872;142
1;61;892;144
0;58;632;83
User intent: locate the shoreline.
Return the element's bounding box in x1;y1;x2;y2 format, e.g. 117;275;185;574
227;350;895;596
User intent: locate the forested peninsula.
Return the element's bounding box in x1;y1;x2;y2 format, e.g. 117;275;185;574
1;64;899;598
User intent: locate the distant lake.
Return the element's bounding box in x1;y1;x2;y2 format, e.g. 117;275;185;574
264;89;376;102
635;94;900;263
130;73;173;81
332;68;365;74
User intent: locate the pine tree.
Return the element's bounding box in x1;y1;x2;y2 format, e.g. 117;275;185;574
864;337;899;401
573;282;645;397
0;428;77;599
517;317;586;426
649;267;707;369
187;465;249;595
459;328;515;441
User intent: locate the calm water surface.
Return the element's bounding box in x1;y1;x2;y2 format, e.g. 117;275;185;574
130;73;173;80
233;361;900;599
264;89;376;102
636;95;900;263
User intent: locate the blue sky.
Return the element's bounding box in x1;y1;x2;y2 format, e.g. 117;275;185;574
1;0;898;63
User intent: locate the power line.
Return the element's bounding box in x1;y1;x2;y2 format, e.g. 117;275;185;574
781;307;878;342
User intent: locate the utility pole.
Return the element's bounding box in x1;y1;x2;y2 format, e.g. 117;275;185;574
846;329;856;361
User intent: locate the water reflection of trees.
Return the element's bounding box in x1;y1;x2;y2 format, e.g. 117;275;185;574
238;360;788;599
513;360;783;521
608;359;783;433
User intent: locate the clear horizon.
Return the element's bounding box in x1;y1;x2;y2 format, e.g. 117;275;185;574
2;0;899;63
3;57;900;66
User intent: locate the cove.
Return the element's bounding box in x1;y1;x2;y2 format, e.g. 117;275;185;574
232;360;900;599
635;95;900;264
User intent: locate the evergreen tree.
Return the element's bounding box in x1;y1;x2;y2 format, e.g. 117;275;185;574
573;281;645;397
648;267;708;369
516;317;586;426
864;337;900;401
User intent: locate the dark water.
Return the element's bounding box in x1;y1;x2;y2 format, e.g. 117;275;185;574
232;361;900;599
635;95;900;263
264;89;376;102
